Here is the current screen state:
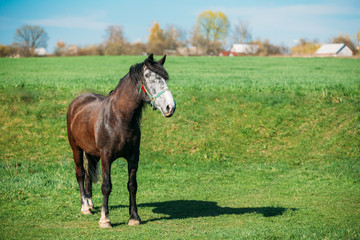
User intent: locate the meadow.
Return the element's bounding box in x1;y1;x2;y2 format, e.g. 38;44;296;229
0;55;359;239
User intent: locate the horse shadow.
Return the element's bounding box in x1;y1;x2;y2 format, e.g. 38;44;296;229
107;200;296;225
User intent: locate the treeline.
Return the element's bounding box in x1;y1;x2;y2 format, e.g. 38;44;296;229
1;10;359;57
53;24;186;57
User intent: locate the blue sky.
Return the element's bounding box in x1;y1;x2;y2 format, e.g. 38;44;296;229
1;0;359;52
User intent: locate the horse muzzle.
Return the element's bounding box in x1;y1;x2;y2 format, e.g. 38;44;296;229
164;103;176;117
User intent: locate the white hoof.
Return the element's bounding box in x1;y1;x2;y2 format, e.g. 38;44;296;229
81;208;92;215
99;220;112;228
81;197;93;214
81;204;92;215
99;210;111;228
128;219;141;226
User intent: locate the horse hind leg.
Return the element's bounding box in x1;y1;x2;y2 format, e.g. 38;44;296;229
72;148;92;215
84;153;99;211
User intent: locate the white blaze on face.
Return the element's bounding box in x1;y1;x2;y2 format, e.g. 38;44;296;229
143;67;176;117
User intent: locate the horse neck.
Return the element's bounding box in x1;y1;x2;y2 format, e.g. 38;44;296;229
109;75;143;124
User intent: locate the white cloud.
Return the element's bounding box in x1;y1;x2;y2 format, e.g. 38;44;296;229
220;4;358;20
26;16;110;30
218;3;360;45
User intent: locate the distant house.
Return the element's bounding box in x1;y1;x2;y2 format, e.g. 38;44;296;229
315;43;353;57
219;51;230;56
227;44;259;56
34;48;47;56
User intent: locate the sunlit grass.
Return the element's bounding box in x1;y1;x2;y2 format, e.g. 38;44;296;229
0;56;359;239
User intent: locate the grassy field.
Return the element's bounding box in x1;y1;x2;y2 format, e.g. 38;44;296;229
0;56;359;239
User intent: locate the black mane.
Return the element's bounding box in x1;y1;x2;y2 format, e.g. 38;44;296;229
144;58;169;80
129;56;169;84
129;62;145;84
111;55;168;95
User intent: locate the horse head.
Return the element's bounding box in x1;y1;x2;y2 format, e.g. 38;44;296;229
140;54;176;117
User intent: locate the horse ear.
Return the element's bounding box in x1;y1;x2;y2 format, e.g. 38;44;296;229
158;55;166;65
148;53;154;61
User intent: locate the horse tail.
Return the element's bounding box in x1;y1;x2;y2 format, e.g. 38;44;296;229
84;153;99;183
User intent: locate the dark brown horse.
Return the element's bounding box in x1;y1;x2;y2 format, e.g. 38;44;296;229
66;54;175;228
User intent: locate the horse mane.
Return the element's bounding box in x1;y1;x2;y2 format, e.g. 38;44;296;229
143;58;169;80
110;56;169;96
129;58;169;83
129;62;145;84
109;63;143;95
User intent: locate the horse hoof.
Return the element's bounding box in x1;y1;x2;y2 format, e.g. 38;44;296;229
99;219;112;228
99;221;112;228
128;219;141;226
99;215;112;228
81;209;92;215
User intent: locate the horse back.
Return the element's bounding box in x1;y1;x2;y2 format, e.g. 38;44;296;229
68;93;105;116
67;93;106;156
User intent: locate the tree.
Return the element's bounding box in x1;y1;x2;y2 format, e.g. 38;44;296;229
193;10;229;55
196;10;229;42
127;41;147;55
0;45;11;57
291;38;320;56
251;39;288;56
148;22;165;43
356;31;360;55
332;33;357;54
164;25;186;50
14;25;48;56
147;22;166;55
233;20;252;44
190;26;207;47
105;25;126;44
104;25;128;55
54;40;66;56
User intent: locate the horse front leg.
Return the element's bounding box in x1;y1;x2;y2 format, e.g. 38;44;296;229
127;154;141;226
99;152;112;228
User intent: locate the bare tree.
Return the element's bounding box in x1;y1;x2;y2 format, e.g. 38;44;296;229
250;39;289;56
14;25;48;56
233;20;252;44
332;33;357;54
105;25;126;43
104;25;128;55
164;25;186;50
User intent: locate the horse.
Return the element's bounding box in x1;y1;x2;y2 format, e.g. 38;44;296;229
66;54;176;228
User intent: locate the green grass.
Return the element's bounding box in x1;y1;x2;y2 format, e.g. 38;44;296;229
0;56;359;239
